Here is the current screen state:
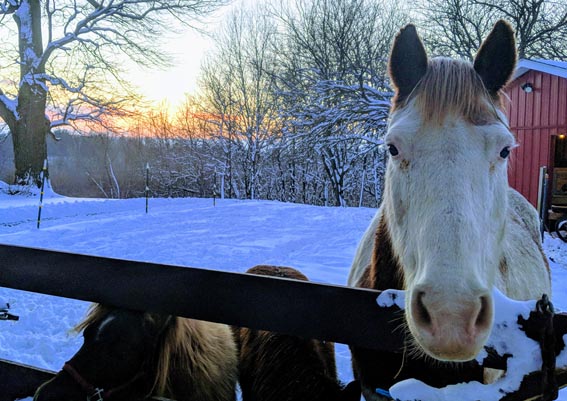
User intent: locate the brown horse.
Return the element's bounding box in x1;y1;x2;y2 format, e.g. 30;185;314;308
34;304;238;401
235;265;361;401
348;20;551;401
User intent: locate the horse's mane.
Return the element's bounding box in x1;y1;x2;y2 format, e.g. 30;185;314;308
154;317;232;396
74;304;234;398
394;57;503;127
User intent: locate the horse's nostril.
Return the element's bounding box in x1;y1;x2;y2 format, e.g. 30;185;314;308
414;291;432;326
475;295;491;330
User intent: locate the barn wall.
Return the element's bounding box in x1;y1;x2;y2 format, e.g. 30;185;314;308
506;70;567;207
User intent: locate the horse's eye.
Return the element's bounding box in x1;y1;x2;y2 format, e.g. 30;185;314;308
500;146;511;159
387;144;399;157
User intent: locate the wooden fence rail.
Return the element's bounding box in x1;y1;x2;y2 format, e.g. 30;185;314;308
0;244;403;351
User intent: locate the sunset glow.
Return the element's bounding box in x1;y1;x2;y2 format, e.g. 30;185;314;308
127;24;215;114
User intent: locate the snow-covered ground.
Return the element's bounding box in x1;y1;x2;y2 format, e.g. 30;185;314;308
1;181;566;400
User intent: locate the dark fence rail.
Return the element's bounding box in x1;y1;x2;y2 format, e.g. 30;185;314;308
0;244;403;351
0;359;54;401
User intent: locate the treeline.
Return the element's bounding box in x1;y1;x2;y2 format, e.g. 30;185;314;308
1;127;386;207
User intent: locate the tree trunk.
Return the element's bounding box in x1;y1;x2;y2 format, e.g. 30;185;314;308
12;90;49;187
12;0;49;187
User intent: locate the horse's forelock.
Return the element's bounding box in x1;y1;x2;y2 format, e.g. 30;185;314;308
393;57;502;127
73;303;113;333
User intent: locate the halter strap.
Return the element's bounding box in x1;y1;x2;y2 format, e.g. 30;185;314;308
62;362;146;400
63;363;96;394
375;387;393;399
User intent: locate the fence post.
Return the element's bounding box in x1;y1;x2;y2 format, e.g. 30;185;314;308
37;159;48;229
145;163;150;214
213;172;217;207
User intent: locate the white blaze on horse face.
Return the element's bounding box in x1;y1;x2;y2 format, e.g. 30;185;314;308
95;315;116;342
383;103;516;361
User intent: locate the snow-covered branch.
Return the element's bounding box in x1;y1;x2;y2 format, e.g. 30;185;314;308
37;73;87;94
40;0;227;70
0;0;18;14
282;79;391;149
50;96;131;129
0;88;18;123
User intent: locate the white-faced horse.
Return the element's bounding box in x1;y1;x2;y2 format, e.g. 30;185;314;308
348;20;551;401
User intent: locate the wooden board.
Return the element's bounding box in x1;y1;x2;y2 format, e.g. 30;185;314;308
0;359;55;401
0;244;405;352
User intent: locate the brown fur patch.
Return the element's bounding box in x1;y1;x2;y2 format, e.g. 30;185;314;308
246;264;309;281
236;265;359;401
499;257;508;276
365;215;404;291
392;57;502;127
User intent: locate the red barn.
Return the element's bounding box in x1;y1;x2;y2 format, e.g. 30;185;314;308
506;59;567;223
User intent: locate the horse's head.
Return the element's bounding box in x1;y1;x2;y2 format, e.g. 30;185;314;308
34;306;171;401
383;21;517;362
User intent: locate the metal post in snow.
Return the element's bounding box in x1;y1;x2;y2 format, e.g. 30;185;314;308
145;163;150;214
37;159;47;229
213;172;217;207
541;171;550;242
359;167;366;208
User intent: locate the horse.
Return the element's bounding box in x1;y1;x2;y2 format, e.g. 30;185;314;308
348;20;551;401
34;304;238;401
235;265;361;401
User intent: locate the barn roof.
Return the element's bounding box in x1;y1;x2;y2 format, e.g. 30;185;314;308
513;59;567;80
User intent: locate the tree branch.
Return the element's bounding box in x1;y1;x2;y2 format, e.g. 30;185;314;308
0;87;18;126
0;0;18;14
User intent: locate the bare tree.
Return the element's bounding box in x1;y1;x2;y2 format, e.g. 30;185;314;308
417;0;567;60
199;57;240;198
273;0;404;206
200;5;281;200
0;0;226;186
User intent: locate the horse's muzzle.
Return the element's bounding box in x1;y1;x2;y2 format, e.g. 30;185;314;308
408;287;493;361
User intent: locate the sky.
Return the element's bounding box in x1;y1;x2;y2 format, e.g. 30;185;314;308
126;0;246;112
127;28;215;109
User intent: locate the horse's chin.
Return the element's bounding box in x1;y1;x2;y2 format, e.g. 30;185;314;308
408;323;491;363
420;344;484;363
414;336;486;362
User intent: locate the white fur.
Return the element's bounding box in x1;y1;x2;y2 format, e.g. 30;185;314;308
349;102;551;362
95;315;116;341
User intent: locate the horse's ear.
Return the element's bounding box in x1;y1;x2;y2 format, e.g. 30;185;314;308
474;20;517;94
144;314;173;339
388;24;428;104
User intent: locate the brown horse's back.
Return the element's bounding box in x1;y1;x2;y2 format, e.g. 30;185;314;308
235;265;360;401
